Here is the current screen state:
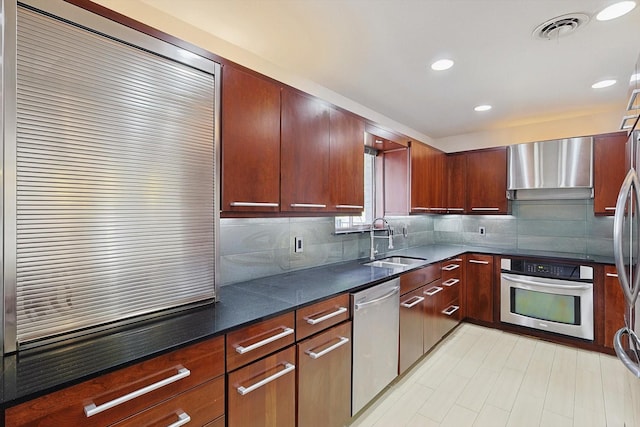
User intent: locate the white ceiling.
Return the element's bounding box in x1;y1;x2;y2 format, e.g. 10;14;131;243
136;0;640;140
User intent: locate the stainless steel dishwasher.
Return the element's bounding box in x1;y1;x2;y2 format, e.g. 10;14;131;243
351;278;400;415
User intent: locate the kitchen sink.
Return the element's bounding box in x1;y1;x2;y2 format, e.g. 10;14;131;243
363;256;427;270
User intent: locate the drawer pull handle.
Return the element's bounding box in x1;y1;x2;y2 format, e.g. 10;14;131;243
290;203;326;208
230;201;279;207
447;208;464;211
442;263;460;271
235;327;294;354
442;278;460;287
335;204;364;209
236;362;296;395
168;411;191;427
306;306;348;325
469;259;489;264
471;207;500;211
424;286;443;296
412;207;430;211
84;367;191;417
401;296;425;308
605;207;616;211
606;272;619;278
442;305;460;316
306;336;350;359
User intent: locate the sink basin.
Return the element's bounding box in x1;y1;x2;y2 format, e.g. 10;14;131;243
363;256;427;270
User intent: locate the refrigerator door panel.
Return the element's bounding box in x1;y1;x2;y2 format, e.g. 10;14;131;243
614;168;640;309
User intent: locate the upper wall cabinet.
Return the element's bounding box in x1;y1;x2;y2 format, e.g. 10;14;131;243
281;89;332;212
594;131;627;215
466;147;509;214
329;108;365;214
221;66;282;214
445;152;467;213
410;142;446;214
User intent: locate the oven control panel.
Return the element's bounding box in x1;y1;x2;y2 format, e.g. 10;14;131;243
503;258;592;281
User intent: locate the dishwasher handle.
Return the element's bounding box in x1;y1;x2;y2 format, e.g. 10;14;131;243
354;286;400;310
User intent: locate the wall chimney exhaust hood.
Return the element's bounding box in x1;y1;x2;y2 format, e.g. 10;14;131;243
507;136;594;200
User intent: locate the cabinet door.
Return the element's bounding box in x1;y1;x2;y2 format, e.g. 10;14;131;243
222;66;281;213
399;287;426;374
466;148;508;214
446;152;466;213
465;254;494;323
281;89;330;212
227;346;296;427
297;322;352;427
384;148;410;215
423;280;445;351
594;132;627;215
604;265;624;349
330;108;365;213
411;142;445;213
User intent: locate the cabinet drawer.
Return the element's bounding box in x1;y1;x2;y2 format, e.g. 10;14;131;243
400;262;441;294
441;258;463;281
227;312;295;371
227;346;296;427
112;376;224;427
205;416;225;427
296;294;350;340
6;336;224;427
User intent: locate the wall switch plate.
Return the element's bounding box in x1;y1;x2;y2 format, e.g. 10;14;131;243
294;236;304;253
479;226;486;236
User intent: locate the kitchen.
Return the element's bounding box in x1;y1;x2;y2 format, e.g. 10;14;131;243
1;0;640;426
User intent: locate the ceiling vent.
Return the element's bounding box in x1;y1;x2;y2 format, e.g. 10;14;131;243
532;13;590;40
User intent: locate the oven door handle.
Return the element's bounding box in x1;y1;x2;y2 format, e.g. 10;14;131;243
501;274;591;290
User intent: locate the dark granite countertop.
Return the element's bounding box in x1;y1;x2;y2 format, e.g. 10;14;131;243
0;244;615;408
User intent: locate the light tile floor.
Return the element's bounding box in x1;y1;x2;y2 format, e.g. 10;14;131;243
348;323;640;427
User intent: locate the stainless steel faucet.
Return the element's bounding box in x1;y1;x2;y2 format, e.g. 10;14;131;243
370;217;394;260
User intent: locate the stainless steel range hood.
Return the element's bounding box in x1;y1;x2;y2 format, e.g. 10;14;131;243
507;136;593;200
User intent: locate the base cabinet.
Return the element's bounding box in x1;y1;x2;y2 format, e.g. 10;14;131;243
604;265;624;349
399;287;427;373
465;254;494;323
297;321;352;427
227;346;296;427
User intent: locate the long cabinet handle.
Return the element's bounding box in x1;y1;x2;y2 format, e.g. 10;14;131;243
442;305;460;316
429;207;447;211
471;207;500;211
469;259;489;264
442;278;460;287
230;201;279;207
412;207;430;211
605;207;616;211
442;263;460;271
290;203;326;208
335;204;364;209
236;362;295;395
305;307;347;325
235;327;294;354
401;296;425;308
447;208;464;211
306;336;350;359
424;286;443;296
606;272;619;278
84;367;191;417
168;412;191;427
355;287;400;310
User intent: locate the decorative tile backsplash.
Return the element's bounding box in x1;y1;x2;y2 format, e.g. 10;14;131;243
219;200;613;285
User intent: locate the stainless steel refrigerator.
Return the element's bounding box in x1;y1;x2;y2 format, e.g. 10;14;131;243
613;127;640;424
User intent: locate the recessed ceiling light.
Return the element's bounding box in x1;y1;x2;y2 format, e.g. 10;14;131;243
474;105;492;112
596;1;636;21
431;59;454;71
592;79;617;89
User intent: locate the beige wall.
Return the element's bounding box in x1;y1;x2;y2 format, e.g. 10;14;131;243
92;0;625;154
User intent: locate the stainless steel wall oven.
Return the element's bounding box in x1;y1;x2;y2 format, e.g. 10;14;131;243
500;258;594;340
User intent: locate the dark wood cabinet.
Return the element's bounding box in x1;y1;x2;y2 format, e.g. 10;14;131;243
410;142;446;214
466;148;509;214
439;257;463;334
594;131;627;215
296;293;350;341
465;254;494;323
330;108;365;213
297;321;352;427
423;279;445;351
227;346;296;427
281;89;331;212
445;152;467;213
383;148;410;215
221;65;282;214
5;337;225;427
604;265;624;349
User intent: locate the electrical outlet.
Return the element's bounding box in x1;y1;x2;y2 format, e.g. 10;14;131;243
479;226;486;236
294;236;304;253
